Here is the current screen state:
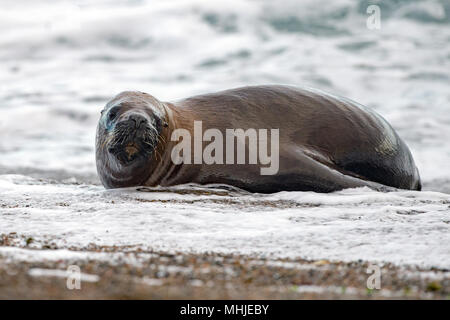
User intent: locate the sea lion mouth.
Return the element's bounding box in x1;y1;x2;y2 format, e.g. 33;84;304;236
125;142;139;158
108;140;151;166
107;117;159;166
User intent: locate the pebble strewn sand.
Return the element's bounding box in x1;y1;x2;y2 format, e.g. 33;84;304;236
1;234;448;299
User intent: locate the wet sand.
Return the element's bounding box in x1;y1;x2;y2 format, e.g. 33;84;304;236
1;233;448;300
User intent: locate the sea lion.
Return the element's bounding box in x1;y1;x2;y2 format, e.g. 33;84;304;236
95;85;421;193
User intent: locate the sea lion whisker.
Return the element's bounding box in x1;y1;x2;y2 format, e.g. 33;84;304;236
154;149;162;161
159;135;166;144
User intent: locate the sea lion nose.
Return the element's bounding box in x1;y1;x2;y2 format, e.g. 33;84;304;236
128;114;147;129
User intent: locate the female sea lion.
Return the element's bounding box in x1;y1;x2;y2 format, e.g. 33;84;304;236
95;85;421;193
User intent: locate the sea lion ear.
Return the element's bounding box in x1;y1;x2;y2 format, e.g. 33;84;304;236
153;116;168;131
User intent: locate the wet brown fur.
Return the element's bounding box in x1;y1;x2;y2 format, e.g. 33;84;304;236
96;85;421;193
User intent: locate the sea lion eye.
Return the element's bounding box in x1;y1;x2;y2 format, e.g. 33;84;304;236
108;109;118;121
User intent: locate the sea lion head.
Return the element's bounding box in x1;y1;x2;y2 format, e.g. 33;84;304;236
96;91;168;188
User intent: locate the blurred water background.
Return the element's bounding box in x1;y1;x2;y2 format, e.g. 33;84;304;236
0;0;449;267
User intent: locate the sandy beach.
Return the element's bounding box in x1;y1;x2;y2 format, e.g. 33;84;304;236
1;234;449;299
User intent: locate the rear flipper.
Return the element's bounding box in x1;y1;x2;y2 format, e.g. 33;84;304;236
288;148;397;193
